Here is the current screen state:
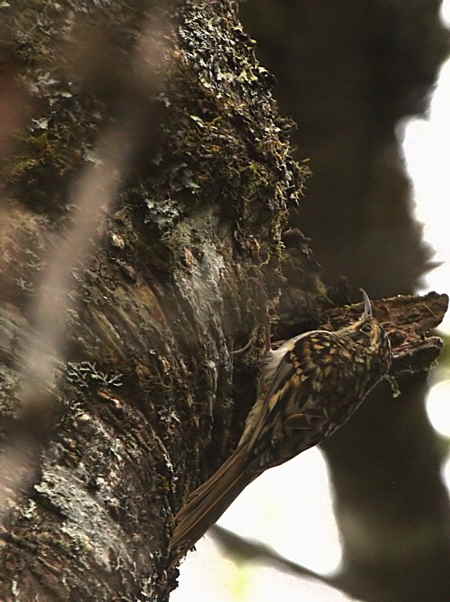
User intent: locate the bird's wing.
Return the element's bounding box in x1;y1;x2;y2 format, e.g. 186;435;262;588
243;330;338;452
239;352;297;450
171;343;304;553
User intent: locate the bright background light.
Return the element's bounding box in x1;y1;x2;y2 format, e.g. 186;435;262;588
171;449;345;602
403;1;450;499
441;0;450;25
442;456;450;490
426;381;450;438
173;4;450;600
403;56;450;330
218;448;341;574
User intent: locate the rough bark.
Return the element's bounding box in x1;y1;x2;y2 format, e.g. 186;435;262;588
0;1;316;600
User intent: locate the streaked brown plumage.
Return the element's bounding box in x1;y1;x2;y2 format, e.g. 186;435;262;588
171;290;392;555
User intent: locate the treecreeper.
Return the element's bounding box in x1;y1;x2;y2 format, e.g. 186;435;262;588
171;290;392;555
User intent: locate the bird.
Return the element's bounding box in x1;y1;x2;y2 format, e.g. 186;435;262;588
171;290;392;555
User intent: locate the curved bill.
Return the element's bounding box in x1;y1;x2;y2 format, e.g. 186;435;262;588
359;288;373;318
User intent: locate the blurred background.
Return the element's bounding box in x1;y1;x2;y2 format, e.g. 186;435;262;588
173;1;450;601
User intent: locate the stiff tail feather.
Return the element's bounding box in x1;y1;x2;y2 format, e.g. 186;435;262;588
171;444;254;554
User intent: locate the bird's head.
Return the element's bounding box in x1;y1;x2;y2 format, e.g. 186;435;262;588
340;289;392;374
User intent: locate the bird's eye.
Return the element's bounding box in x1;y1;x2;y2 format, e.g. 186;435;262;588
360;322;372;334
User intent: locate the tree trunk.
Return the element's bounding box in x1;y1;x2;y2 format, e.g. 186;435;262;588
0;1;317;600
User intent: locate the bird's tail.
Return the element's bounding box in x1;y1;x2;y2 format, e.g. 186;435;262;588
170;444;254;555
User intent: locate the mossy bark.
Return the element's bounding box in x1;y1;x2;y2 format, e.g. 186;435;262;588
0;1;320;600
